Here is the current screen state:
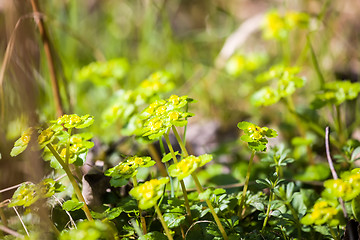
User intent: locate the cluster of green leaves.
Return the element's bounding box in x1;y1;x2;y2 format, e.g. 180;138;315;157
311;81;360;108
77;58;129;87
251;65;306;107
60;220;118;240
105;156;156;187
102;71;175;136
9;179;64;208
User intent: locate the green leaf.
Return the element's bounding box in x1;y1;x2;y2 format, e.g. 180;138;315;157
163;211;186;228
139;231;167;240
295;164;330;181
199;188;213;201
62;199;84;211
237;121;252;131
109;178;129;187
162;151;178;163
352;194;360;221
351;147;360;162
10;144;28;157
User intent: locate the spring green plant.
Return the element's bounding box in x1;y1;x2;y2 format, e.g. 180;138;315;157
10;114;95;221
237;121;277;216
129;178;172;239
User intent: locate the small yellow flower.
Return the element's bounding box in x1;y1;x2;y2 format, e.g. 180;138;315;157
119;164;131;174
38;128;55;145
21;133;31;145
146;102;159;114
148;118;163;132
168;95;180;105
168;111;180;121
155;105;167;115
138;179;158;200
133;157;144;165
68;115;81;125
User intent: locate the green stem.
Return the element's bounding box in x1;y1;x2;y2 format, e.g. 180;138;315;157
154;204;174;240
262;192;273;232
286;96;314;164
238;150;255;217
172;126;189;157
285;202;302;238
65;128;72;165
191;173;228;240
133;176;147;234
307;35;325;87
164;133;192;221
46;144;93;221
159;137;175;198
336;105;345;145
329;226;340;240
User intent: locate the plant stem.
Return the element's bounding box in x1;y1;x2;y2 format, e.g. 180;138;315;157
262;192;274;232
164;133;192;221
307;35;325;88
30;0;64;117
154;204;174;240
328;227;340;240
286;96;314;164
133;176;147;234
191;173;228;240
148;143;168;177
238;150;255;217
173;127;227;239
324;127;348;219
172;126;189;157
65;128;72;165
47;144;93;221
285;202;302;238
335;105;346;145
159;138;175;198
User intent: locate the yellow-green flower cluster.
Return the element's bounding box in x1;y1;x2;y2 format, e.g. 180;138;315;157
324;169;360;201
238;121;277;152
141;95;194;139
53;114;94;129
11;114;95;169
168;154;213;180
105;156;156;187
76;58;129;86
139;71;175;95
263;10;310;40
300;200;341;226
9;178;64;208
101;71;175;135
129;178;169;209
225;53;268;77
251;65;305;107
